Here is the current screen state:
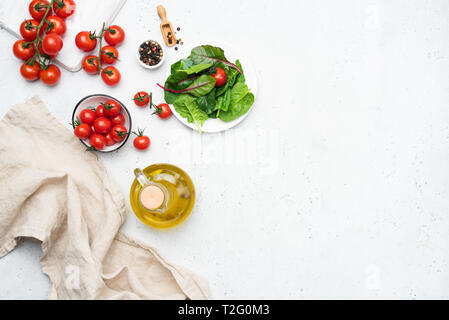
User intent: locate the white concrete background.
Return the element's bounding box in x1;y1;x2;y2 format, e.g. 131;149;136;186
1;0;449;300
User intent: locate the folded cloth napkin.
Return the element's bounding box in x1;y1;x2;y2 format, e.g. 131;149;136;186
0;96;210;300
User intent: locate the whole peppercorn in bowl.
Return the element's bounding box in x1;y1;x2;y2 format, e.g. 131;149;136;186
137;40;165;69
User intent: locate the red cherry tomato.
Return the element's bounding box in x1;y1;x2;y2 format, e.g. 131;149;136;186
13;40;36;60
20;19;41;41
74;123;92;140
79;109;96;125
43;15;66;36
29;0;50;21
42;33;63;56
104;132;116;146
133;129;150;150
101;66;121;87
211;67;227;87
40;64;61;86
155;103;172;119
104;25;125;46
37;41;57;59
100;46;119;64
75;31;97;52
110;113;125;126
53;0;76;19
82;55;99;75
93;117;112;134
95;104;106;117
89;134;106;151
102;100;121;117
133;91;150;107
20;61;40;81
111;125;128;142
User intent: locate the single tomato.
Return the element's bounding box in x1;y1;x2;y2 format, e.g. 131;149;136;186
89;134;106;151
95;104;106;117
75;31;97;52
53;0;76;19
29;0;50;21
111;125;128;142
43;15;66;36
20;19;41;41
101;66;121;87
100;46;119;64
133;129;150;150
74;123;92;140
155;103;172;119
40;64;61;86
38;41;57;59
102;100;121;117
110;113;125;126
93;117;112;134
79;108;96;125
104;25;125;46
82;55;99;74
42;33;63;56
20;61;40;81
104;132;116;146
133;91;150;107
13;40;36;60
211;67;227;87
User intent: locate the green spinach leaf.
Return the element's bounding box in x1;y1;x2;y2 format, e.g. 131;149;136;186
173;95;209;133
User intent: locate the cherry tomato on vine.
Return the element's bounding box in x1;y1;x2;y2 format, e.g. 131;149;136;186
110;113;125;126
104;25;125;46
43;15;66;36
95;104;106;117
20;19;41;41
75;31;97;52
82;55;99;74
89;134;106;151
79;109;96;125
13;40;36;60
111;125;128;143
133;91;150;107
38;41;57;59
155;103;172;119
40;64;61;86
102;100;121;117
93;117;112;135
74;123;92;140
104;132;116;146
20;61;40;81
42;33;63;56
101;66;121;87
29;0;50;21
100;46;119;65
53;0;76;19
211;67;227;87
132;129;150;151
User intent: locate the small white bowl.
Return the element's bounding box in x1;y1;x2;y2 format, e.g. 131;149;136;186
136;40;165;70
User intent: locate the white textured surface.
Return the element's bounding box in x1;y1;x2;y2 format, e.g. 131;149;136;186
1;0;449;300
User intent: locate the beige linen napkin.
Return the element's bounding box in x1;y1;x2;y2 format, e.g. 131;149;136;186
0;96;210;300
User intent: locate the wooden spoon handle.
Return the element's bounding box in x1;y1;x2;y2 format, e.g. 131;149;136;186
157;5;167;23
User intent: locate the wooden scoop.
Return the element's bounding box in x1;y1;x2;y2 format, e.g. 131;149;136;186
157;5;177;47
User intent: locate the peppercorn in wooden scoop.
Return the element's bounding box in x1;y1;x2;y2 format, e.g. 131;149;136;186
157;5;177;47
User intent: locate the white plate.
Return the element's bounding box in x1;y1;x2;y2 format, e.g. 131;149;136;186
164;42;258;133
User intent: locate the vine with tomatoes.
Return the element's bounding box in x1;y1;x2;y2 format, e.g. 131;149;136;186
13;0;76;86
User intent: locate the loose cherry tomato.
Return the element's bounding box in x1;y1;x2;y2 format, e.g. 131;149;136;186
104;132;116;146
110;113;125;126
95;104;106;117
74;123;92;140
133;129;150;150
42;33;63;56
89;134;106;151
211;67;227;87
40;64;61;86
133;91;150;107
100;46;119;64
75;31;97;52
29;0;50;21
20;61;40;81
43;15;66;36
20;19;41;41
111;125;128;142
101;66;121;87
93;117;112;134
104;25;125;46
102;100;121;117
79;109;96;125
82;55;99;74
53;0;76;19
155;103;172;119
13;40;36;60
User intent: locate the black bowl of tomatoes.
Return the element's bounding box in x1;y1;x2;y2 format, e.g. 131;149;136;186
72;94;132;152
